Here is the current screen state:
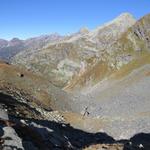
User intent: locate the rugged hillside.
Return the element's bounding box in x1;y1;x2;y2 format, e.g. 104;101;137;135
2;101;149;150
0;62;150;150
64;13;150;92
0;33;62;61
12;13;136;88
0;61;74;112
1;12;150;149
0;38;25;61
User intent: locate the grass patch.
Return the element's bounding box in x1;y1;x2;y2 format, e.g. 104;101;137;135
112;51;150;79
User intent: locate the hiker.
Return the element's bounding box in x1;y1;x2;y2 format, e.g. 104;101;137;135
83;107;90;118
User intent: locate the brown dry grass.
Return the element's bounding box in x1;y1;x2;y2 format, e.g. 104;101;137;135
112;52;150;79
64;61;112;91
83;143;124;150
0;62;59;110
62;111;104;132
145;71;150;76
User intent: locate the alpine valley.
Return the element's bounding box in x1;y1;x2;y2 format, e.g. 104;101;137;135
0;13;150;150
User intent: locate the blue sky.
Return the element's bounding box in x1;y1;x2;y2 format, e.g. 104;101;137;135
0;0;150;40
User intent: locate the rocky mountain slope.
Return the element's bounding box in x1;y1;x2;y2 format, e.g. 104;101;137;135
64;13;150;92
0;61;78;113
0;12;150;149
0;61;150;150
12;13;136;88
0;33;62;61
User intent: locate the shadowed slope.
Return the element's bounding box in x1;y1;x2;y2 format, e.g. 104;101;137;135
0;61;73;112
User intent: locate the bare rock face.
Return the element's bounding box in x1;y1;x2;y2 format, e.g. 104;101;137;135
129;13;150;51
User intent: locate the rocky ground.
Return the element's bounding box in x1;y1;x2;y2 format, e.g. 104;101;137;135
64;65;150;140
1;96;150;150
0;52;150;150
0;61;149;149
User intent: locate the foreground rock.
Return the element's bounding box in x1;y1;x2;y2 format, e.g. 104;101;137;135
1;96;150;150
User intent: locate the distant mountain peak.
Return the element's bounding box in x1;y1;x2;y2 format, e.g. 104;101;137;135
115;12;136;23
107;12;136;25
10;37;21;41
79;27;89;34
91;12;136;38
118;12;135;19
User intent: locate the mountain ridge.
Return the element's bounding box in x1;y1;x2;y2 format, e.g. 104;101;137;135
12;12;137;88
